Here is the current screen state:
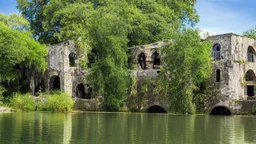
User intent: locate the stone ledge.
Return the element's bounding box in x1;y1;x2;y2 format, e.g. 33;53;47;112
0;107;12;112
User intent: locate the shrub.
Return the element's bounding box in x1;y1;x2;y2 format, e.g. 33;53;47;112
38;91;74;112
10;93;36;111
0;86;5;106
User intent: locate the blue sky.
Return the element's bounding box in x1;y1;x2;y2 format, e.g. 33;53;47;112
0;0;256;35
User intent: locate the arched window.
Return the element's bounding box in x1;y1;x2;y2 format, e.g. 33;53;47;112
212;44;221;60
216;69;220;82
50;76;60;90
138;53;146;69
69;53;76;67
247;46;256;62
245;70;256;81
152;51;161;69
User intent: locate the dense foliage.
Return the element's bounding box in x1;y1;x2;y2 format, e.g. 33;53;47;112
243;25;256;39
8;91;74;112
10;93;37;111
17;0;199;111
16;0;210;112
37;91;74;112
0;13;47;81
156;29;212;114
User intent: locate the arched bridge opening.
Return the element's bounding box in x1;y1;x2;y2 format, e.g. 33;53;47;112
210;106;231;116
146;105;167;113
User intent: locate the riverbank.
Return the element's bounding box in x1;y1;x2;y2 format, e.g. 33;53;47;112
0;107;12;112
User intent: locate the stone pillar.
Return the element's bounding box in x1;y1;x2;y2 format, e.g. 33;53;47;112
63;72;73;96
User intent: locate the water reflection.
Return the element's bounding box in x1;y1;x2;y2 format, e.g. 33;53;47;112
1;113;256;144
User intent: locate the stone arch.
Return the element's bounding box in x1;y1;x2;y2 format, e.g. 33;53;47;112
146;105;167;113
75;84;93;99
138;52;146;69
245;70;256;81
50;76;60;90
76;84;86;99
152;51;161;69
212;43;221;60
247;46;256;62
69;52;76;67
210;106;231;115
216;69;221;82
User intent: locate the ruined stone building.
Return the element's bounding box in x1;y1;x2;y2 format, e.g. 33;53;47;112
47;41;92;99
46;33;256;114
208;33;256;114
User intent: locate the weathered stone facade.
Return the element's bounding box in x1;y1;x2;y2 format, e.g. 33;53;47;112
46;41;93;101
47;33;256;114
208;33;256;114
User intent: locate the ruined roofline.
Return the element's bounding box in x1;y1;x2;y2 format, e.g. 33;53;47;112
207;32;255;40
47;40;75;47
128;40;170;50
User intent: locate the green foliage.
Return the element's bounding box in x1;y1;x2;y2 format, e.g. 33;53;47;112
0;13;47;81
0;86;6;106
156;28;212;114
243;26;256;39
10;93;37;112
127;76;154;112
17;0;199;112
0;86;6;100
233;60;245;63
37;91;74;112
252;107;256;115
193;78;221;113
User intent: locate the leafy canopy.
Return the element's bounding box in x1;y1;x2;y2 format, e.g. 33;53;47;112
0;13;47;81
156;28;212;114
17;0;200;111
243;26;256;39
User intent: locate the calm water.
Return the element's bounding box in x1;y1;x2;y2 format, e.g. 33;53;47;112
0;112;256;144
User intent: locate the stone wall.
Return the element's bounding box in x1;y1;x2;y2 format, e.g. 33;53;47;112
130;41;169;70
46;33;256;114
208;33;256;114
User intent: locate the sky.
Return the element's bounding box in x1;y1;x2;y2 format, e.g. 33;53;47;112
0;0;256;36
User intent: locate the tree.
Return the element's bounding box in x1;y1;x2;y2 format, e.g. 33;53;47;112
17;0;200;111
16;0;51;43
156;29;212;114
243;26;256;39
0;13;47;94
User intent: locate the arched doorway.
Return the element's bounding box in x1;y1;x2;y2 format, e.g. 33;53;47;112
245;70;256;97
76;84;92;99
247;46;256;62
147;105;167;113
138;53;146;69
212;44;221;60
152;51;161;69
210;106;231;115
76;84;86;99
50;76;60;90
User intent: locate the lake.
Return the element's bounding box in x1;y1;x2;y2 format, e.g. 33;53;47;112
0;112;256;144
